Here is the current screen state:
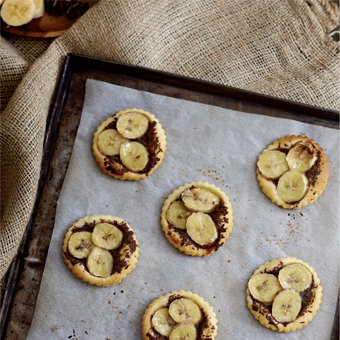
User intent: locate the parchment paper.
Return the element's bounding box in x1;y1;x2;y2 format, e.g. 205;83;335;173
27;79;339;340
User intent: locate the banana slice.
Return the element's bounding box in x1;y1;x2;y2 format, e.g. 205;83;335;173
166;201;193;230
182;188;219;213
248;273;282;304
169;298;203;325
92;223;124;250
67;231;93;259
169;321;197;340
120;141;149;172
186;212;218;246
1;0;36;26
272;289;302;323
97;129;128;156
116;112;149;139
151;308;176;337
278;264;312;292
87;246;113;277
277;169;308;203
257;150;289;179
32;0;44;18
286;143;318;172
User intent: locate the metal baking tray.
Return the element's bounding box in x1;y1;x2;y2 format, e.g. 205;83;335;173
1;53;338;340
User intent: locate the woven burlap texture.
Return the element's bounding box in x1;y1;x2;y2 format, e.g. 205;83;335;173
1;0;339;299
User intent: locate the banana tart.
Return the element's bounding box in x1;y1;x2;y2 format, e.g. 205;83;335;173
63;215;139;286
257;135;328;209
161;182;233;256
93;108;166;180
246;257;322;332
142;290;218;340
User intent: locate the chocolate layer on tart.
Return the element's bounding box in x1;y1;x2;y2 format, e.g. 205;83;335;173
142;290;218;340
256;135;328;210
167;200;229;255
161;181;233;256
268;143;322;191
64;219;138;276
93;109;167;181
63;215;139;286
103;118;162;175
146;294;214;340
249;262;317;329
246;257;322;332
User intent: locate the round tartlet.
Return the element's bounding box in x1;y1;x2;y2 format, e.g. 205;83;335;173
161;181;233;256
63;214;139;286
93;108;166;180
142;290;218;340
246;257;322;333
257;135;328;209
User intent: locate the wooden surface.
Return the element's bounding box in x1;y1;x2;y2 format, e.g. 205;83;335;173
1;54;338;340
0;1;98;38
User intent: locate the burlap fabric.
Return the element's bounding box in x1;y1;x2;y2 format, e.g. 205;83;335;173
1;0;339;302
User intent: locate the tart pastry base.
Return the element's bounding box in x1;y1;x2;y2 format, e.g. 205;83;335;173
161;181;233;256
142;290;218;340
246;257;322;332
93;108;166;180
63;215;139;286
257;135;328;209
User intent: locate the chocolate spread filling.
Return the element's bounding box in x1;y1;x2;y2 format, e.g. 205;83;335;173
263;141;322;206
250;262;317;328
147;295;211;340
64;219;138;276
167;198;229;255
102;116;162;175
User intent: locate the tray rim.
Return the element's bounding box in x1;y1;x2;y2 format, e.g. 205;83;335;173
1;52;338;340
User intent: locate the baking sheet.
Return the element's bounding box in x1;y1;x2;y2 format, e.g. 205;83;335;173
27;79;339;340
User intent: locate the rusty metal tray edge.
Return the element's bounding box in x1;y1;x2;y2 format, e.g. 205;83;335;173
1;53;338;340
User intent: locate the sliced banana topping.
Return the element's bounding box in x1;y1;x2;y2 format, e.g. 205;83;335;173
278;264;312;292
68;231;93;259
97;129;128;156
92;223;124;250
87;246;113;277
1;0;36;26
248;273;282;304
169;298;203;325
186;212;218;246
116;112;149;139
257;150;289;179
169;321;197;340
286;143;318;172
272;289;302;323
182;188;219;213
277;169;308;203
152;308;176;337
120;141;149;172
32;0;44;18
166;201;193;230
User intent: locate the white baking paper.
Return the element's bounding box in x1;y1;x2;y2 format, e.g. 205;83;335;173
27;79;339;340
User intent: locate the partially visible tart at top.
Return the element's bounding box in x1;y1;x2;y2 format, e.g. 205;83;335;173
256;135;328;209
161;181;233;256
93;108;166;181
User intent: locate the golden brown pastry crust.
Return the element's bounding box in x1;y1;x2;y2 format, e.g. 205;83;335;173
142;290;218;340
257;135;328;209
93;108;166;180
246;257;322;333
161;181;233;256
63;215;139;286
